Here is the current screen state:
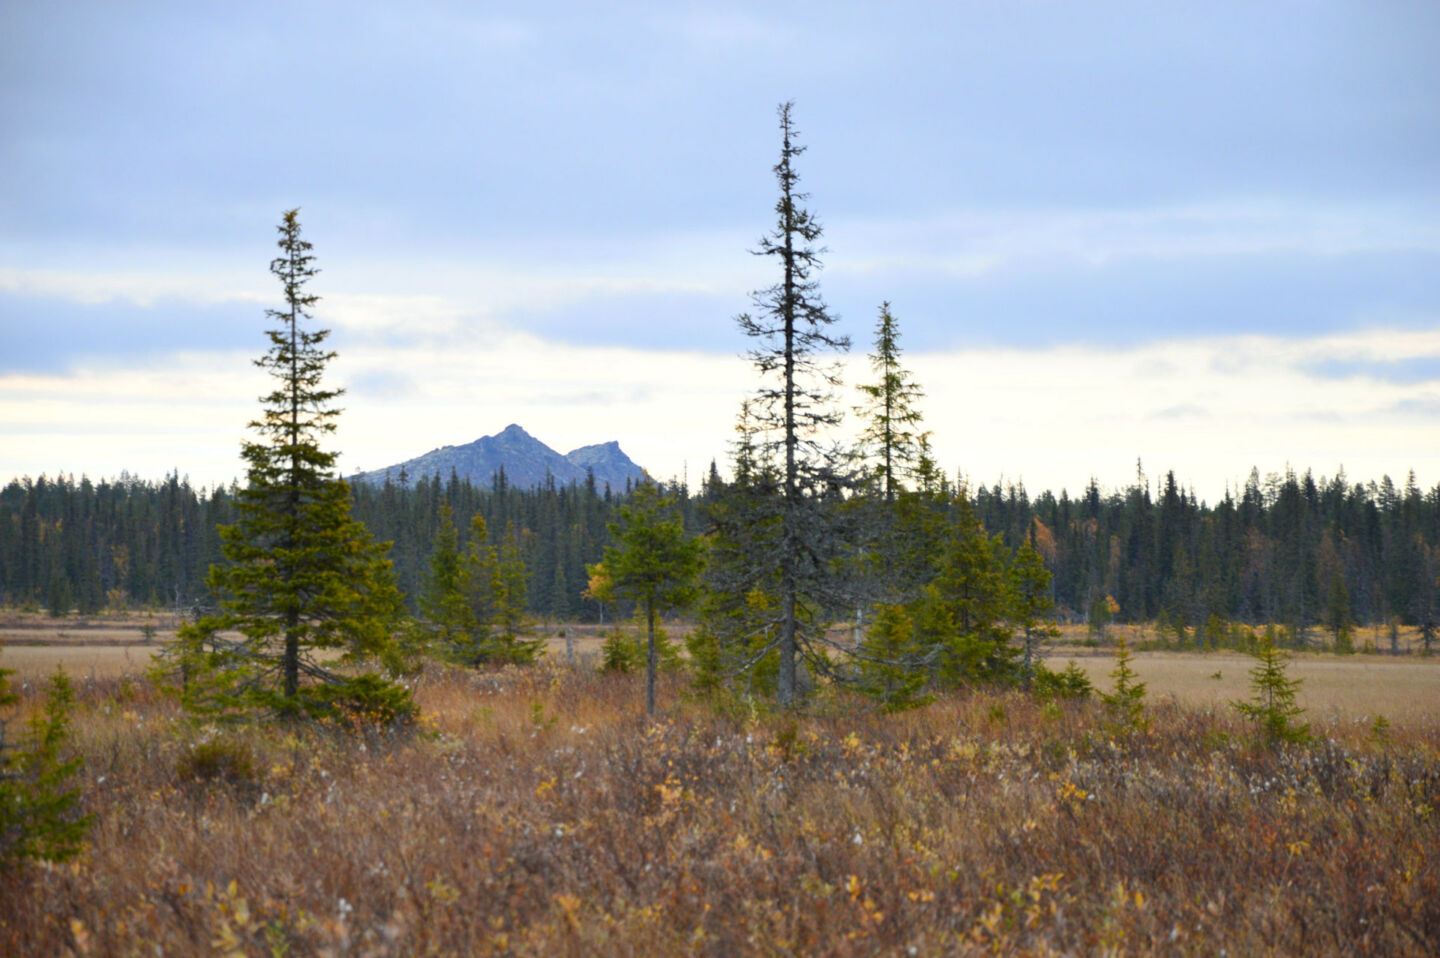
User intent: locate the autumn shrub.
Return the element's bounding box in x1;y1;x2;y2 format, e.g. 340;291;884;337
175;737;259;789
0;662;1435;955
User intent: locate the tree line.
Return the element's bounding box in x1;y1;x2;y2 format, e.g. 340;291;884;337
0;468;696;622
5;456;1436;645
968;465;1440;643
4;450;1438;646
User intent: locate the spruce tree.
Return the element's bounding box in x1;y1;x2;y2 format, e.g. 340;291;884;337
164;210;410;724
733;101;852;706
879;491;1018;689
0;664;91;869
854;603;931;712
491;523;545;664
595;484;704;716
1011;535;1059;687
855;302;928;502
1233;633;1310;745
419;502;480;663
1100;635;1148;733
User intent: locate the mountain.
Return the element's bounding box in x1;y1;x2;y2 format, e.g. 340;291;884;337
350;424;647;492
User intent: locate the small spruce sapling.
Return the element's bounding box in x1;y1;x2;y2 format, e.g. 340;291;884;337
0;664;92;870
1100;636;1148;733
1232;632;1310;746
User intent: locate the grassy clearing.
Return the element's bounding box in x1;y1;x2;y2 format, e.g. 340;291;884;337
1043;651;1440;723
2;664;1437;955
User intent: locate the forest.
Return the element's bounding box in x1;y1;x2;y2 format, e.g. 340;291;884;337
3;460;1437;641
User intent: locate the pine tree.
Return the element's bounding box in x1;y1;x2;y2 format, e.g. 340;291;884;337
733;102;853;706
1100;635;1148;733
491;523;545;664
1011;536;1060;687
1232;633;1310;745
855;302;928;502
419;502;480;663
855;603;931;712
595;484;705;715
162;210;411;725
0;664;91;869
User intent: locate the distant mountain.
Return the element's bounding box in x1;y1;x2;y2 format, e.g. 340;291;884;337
350;424;647;492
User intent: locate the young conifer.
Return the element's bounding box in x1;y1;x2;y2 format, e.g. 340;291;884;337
163;210;411;724
855;302;928;502
0;664;91;869
1101;635;1148;733
1233;632;1310;745
596;484;704;715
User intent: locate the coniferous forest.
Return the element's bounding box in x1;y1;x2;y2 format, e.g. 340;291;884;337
4;462;1437;638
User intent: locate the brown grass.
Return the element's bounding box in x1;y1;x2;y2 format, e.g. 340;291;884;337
1;662;1437;955
1045;651;1440;722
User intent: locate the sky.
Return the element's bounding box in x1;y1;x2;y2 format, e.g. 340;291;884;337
2;0;1438;502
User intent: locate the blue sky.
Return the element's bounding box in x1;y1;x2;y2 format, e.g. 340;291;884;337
2;1;1437;498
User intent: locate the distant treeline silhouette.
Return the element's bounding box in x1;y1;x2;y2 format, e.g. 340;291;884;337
1;465;1436;634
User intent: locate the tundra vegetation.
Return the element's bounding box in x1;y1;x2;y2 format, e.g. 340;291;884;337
1;109;1439;953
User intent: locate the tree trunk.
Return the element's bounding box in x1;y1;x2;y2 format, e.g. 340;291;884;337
645;604;657;717
778;589;796;706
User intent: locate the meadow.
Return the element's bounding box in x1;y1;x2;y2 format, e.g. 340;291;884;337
2;636;1437;955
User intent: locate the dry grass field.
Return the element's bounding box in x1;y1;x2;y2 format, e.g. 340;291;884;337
1;661;1436;955
6;614;1438;721
1044;652;1440;723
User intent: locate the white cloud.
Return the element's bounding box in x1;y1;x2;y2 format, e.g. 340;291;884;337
3;325;1436;500
834;200;1440;279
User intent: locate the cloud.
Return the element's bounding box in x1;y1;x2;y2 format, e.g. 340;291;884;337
4;324;1437;504
0;292;259;373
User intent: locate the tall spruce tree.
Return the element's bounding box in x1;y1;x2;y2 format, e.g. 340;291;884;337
733;101;852;706
163;210;410;723
855;302;928;502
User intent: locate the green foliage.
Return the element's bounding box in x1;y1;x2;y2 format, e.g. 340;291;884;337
298;674;418;733
732;103;854;706
490;524;546;665
916;494;1021;687
156;210;410;726
854;302;929;502
1032;661;1094;701
419;510;541;668
600;614;682;677
1011;535;1060;686
419;502;478;656
1232;633;1311;746
1;665;92;870
1088;593;1116;639
855;604;933;712
599;626;643;674
596;484;704;714
1325;569;1355;654
1100;637;1149;733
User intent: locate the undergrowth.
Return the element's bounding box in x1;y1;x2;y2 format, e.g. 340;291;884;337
1;663;1436;955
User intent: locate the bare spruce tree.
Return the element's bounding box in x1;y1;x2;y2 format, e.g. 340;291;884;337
733;102;852;706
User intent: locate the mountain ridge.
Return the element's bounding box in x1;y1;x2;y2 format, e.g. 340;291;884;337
350;424;646;492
